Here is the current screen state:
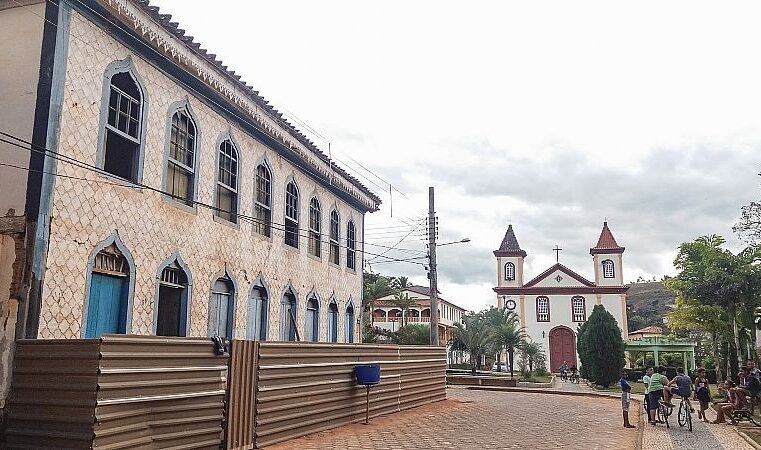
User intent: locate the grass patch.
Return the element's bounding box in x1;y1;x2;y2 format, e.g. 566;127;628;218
518;374;552;383
599;380;721;398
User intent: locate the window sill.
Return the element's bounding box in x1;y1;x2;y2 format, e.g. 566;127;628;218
307;253;323;263
282;242;301;254
96;171;143;190
328;261;341;270
253;231;274;243
162;195;198;215
213;214;241;230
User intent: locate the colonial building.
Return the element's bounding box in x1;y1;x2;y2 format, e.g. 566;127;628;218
371;285;466;345
0;0;381;405
492;223;629;371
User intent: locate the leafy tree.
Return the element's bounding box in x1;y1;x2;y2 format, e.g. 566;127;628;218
396;324;430;345
669;235;761;379
576;320;592;381
579;304;625;387
666;293;729;382
734;200;761;245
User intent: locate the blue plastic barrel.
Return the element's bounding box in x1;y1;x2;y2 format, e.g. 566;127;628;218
355;364;381;385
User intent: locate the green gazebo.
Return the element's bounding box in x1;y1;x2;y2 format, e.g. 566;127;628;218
626;336;696;371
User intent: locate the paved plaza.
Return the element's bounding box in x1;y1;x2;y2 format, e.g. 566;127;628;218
269;387;640;449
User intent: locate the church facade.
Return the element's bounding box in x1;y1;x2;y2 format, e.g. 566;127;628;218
492;223;629;372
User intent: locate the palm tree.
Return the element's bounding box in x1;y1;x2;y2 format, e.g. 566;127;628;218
522;342;544;373
391;276;412;291
491;318;525;378
455;314;490;374
363;276;393;326
391;292;418;327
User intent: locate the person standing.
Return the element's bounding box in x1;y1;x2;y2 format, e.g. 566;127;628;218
620;370;636;428
642;367;654;412
648;366;667;425
694;368;711;423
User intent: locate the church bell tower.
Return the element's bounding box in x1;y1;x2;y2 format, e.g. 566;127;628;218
494;225;527;308
590;221;625;287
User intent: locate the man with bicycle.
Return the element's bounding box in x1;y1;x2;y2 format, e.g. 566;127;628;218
664;367;692;408
559;361;569;381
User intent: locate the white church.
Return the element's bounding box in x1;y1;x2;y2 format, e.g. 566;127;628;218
492;222;629;372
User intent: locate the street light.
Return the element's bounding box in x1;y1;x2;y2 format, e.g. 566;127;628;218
435;238;470;247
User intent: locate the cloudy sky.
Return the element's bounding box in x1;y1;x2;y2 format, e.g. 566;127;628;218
154;0;760;312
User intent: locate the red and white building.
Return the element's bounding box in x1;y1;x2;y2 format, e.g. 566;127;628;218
370;285;466;345
492;223;629;371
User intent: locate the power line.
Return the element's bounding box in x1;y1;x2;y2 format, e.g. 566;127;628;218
0;131;423;266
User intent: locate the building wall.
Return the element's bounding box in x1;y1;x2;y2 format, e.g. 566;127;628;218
0;1;45;216
36;9;365;342
522;293;627;358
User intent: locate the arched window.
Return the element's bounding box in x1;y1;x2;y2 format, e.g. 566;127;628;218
103;71;143;182
329;210;340;265
284;182;299;248
209;276;234;338
345;302;355;343
216;140;239;223
156;259;189;336
254;163;272;237
85;242;131;338
346;221;356;270
281;288;298;341
536;296;550;322
308;198;321;257
305;295;320;342
571;296;586;322
328;300;339;343
602;259;615;278
504;262;516;281
247;281;268;341
166;109;196;205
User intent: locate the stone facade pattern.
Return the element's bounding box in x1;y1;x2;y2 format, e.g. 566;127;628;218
37;10;364;342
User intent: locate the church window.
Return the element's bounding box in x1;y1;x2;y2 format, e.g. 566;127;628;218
571;296;586;322
602;259;615;278
536;296;550;322
504;262;515;281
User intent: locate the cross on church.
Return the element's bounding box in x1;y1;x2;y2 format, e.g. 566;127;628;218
553;245;562;262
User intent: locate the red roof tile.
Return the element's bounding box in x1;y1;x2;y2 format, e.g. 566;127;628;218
590;222;625;255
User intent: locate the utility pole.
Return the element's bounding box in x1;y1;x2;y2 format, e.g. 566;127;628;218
428;186;439;346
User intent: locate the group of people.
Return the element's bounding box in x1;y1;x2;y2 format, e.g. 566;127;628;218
621;359;761;427
558;361;578;380
710;361;761;424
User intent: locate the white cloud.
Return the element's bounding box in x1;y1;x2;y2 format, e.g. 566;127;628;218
153;0;761;312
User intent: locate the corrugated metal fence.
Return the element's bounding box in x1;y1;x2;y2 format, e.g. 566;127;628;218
226;341;446;449
4;335;228;449
2;338;446;449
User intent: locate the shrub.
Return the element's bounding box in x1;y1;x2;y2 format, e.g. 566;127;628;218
577;305;625;387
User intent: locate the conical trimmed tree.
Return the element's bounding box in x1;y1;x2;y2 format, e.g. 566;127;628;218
578;304;625;387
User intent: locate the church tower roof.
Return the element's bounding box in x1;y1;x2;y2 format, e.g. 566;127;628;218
590;221;625;255
494;224;527;257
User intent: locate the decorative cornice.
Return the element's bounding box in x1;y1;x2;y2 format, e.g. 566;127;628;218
493;286;629;295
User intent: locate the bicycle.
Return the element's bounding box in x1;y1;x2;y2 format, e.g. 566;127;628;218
676;395;692;431
569;371;579;384
657;399;672;428
730;394;761;427
560;370;568;382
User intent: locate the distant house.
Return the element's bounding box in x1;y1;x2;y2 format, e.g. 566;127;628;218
628;326;664;341
371;285;467;345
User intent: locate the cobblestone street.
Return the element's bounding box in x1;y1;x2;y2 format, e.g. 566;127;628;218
269;387;639;449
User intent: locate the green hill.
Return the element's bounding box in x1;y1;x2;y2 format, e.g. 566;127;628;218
625;281;676;332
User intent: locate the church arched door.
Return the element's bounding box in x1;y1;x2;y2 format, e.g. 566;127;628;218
549;326;576;372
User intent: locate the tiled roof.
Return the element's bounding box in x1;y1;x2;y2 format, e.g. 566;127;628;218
629;326;663;335
494;225;527;257
371;286;467;311
132;1;381;207
590;221;625;255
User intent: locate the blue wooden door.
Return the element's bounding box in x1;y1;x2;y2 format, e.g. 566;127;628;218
85;273;128;338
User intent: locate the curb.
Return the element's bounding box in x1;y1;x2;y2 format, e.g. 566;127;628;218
738;429;761;450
